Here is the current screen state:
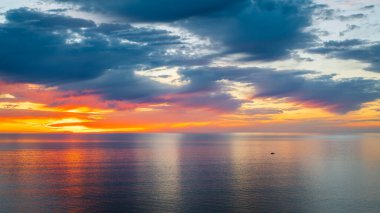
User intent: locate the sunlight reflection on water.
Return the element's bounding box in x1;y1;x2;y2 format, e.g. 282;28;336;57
0;133;379;212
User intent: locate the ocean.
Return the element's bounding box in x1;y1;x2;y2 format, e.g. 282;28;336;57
0;133;379;212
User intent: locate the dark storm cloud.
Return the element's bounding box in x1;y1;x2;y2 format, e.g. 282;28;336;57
5;7;95;28
54;0;243;22
179;67;380;113
54;0;316;61
0;8;180;84
310;40;380;72
179;0;316;61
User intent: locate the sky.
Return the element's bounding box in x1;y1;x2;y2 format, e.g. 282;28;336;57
0;0;379;133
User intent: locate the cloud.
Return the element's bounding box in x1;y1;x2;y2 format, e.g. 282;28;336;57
179;67;380;113
360;5;375;10
313;5;335;21
178;0;316;61
5;7;96;28
64;65;379;114
313;5;368;22
239;108;283;115
0;6;379;116
0;8;180;84
55;0;243;22
310;39;380;72
338;13;366;21
0;94;16;99
53;0;316;61
339;24;360;36
61;69;172;102
164;92;242;112
60;68;244;112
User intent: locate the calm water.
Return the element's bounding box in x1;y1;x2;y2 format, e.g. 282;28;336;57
0;133;380;212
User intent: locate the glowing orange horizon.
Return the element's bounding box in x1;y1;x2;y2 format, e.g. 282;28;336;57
1;81;379;133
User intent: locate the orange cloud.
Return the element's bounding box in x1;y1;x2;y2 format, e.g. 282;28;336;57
1;81;379;133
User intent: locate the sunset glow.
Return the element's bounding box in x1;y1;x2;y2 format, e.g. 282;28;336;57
0;0;379;133
1;1;380;212
1;80;379;133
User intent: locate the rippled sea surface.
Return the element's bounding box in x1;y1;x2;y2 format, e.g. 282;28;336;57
0;133;380;212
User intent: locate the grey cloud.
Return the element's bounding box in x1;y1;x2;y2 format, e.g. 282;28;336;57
54;0;243;22
179;67;380;113
53;0;317;61
360;5;375;10
339;24;360;36
0;5;379;115
5;7;96;28
0;8;181;84
240;108;283;115
338;13;366;21
61;69;172;102
310;39;380;72
179;0;316;61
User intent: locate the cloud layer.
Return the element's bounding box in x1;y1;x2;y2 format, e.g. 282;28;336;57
55;0;316;60
179;67;380;113
0;8;180;84
0;0;379;125
310;39;380;72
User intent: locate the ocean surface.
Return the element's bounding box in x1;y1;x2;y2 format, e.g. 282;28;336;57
0;133;379;212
